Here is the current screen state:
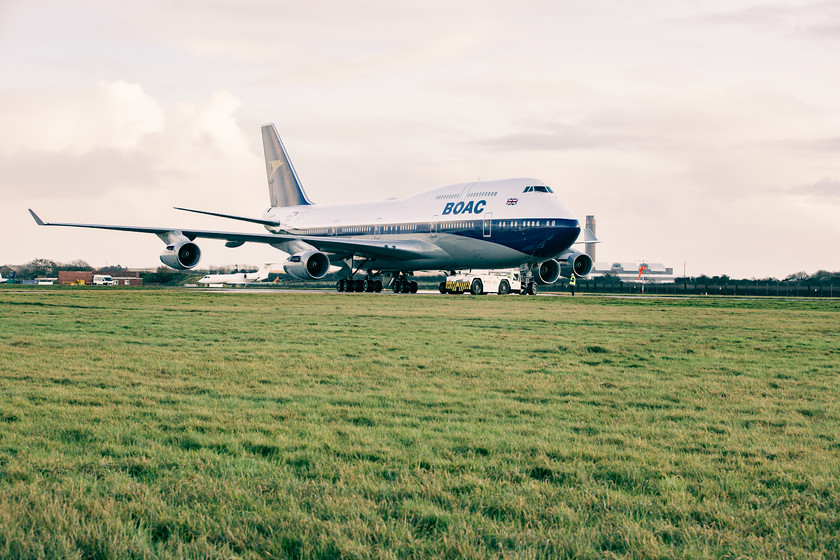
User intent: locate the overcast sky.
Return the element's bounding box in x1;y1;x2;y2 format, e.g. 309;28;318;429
1;0;838;278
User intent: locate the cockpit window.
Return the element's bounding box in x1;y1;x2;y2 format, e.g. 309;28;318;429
524;185;554;193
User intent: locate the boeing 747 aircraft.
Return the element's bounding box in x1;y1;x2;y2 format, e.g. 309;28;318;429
30;124;595;294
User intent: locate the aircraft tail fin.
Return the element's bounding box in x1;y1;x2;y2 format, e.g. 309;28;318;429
261;124;312;207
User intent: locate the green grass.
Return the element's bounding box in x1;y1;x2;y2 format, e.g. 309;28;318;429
0;287;838;559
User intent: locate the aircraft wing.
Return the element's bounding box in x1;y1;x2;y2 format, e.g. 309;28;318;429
28;210;439;262
284;235;441;261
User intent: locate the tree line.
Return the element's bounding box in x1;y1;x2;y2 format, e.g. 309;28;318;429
1;259;130;279
3;259;839;287
0;259;233;286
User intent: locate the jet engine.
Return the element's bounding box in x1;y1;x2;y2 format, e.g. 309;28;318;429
284;250;330;280
558;250;593;278
532;259;561;285
160;240;201;270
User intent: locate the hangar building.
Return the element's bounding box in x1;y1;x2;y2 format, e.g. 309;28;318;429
58;271;143;286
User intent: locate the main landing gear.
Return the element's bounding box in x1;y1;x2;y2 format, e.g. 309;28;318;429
335;272;417;294
391;274;418;294
336;276;383;292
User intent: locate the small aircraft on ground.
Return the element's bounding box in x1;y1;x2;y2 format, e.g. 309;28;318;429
197;263;283;286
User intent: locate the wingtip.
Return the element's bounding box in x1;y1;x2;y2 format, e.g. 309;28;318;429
28;209;45;226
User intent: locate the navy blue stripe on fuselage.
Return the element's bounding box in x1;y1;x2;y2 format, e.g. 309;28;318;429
289;217;580;258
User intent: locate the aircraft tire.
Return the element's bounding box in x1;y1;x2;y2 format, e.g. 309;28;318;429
409;281;418;293
498;280;510;295
362;279;372;292
439;281;447;294
392;280;401;293
528;282;538;296
375;280;383;292
470;278;484;295
337;280;344;292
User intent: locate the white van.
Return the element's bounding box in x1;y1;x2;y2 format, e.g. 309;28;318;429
93;274;117;286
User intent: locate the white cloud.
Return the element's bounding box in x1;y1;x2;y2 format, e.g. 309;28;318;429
793;177;840;197
0;81;163;154
0;83;258;192
0;81;268;268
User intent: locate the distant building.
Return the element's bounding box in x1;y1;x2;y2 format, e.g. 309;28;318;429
579;214;674;282
59;271;93;285
111;277;142;286
110;271;142;286
58;270;143;286
589;262;676;283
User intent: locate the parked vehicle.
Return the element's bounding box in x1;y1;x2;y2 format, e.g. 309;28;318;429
440;269;524;295
93;274;117;286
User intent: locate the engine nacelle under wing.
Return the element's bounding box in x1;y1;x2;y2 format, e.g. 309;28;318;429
160;240;201;270
558;250;593;278
284;250;330;280
533;259;561;285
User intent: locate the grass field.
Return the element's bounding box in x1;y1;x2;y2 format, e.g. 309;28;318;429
0;287;838;559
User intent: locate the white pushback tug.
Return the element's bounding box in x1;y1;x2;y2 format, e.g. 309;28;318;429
442;269;524;295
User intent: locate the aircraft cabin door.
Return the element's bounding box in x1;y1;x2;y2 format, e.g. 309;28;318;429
431;215;438;238
375;218;382;239
483;212;493;238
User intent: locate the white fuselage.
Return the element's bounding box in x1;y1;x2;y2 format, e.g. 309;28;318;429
198;272;255;285
198;263;279;284
261;178;581;272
